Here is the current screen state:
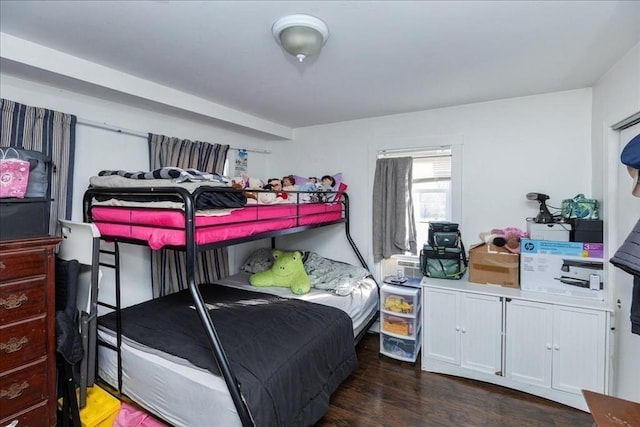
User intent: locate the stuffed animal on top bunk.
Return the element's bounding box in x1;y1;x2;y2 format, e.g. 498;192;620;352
256;178;288;204
232;174;265;200
249;250;311;295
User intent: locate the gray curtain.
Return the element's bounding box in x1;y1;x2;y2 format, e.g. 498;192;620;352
148;133;230;297
0;99;76;236
372;157;417;263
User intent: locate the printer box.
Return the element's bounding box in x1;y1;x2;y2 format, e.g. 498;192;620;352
468;243;519;288
520;239;604;300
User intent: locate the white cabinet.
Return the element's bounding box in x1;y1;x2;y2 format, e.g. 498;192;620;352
504;299;553;388
504;299;607;395
422;278;611;411
424;288;501;375
423;287;458;364
551;304;607;394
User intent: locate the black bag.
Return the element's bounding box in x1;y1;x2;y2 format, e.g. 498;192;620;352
428;221;459;246
421;222;468;279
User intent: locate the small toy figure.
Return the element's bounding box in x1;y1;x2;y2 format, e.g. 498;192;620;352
317;175;336;202
282;175;296;189
319;175;335;189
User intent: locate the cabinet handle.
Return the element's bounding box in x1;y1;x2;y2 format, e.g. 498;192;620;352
0;261;5;271
546;343;552;350
0;293;28;310
0;381;29;399
554;344;560;351
455;326;460;331
0;336;28;353
461;328;467;333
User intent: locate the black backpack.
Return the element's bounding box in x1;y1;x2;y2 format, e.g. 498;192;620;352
420;222;468;280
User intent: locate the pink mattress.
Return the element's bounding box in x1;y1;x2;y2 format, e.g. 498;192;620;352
90;203;344;249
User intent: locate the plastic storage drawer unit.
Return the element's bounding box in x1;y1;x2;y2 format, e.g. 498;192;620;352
379;283;421;363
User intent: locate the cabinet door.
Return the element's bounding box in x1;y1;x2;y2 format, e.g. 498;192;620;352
423;288;459;365
505;299;553;387
552;306;606;394
460;293;502;375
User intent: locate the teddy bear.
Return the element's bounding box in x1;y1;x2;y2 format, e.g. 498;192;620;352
479;227;528;253
249;250;311;294
232;173;264;200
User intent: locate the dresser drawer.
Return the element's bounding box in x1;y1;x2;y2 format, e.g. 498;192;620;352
0;248;47;282
0;359;48;419
0;400;48;427
0;317;46;372
0;277;47;324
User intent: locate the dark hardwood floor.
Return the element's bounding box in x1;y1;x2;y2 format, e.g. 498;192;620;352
316;333;594;426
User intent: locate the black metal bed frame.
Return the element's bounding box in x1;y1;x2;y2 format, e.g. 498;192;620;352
82;186;376;427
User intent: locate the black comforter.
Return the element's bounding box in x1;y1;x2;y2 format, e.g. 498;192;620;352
99;285;357;426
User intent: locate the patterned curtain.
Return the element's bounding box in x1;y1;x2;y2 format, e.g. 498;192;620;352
0;99;76;236
148;133;230;297
372;157;417;263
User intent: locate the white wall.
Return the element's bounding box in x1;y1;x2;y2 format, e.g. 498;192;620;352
592;41;640;402
1;74;274;306
272;90;593;272
3;42;638;403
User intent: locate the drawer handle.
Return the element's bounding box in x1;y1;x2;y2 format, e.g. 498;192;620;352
0;293;28;310
0;381;29;400
0;336;29;353
0;261;5;271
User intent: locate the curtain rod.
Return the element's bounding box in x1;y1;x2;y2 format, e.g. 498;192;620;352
378;146;451;156
76;118;271;154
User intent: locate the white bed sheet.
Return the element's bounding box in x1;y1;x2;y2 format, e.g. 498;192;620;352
215;272;379;338
97;274;379;426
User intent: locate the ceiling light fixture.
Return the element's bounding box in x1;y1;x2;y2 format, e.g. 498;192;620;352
272;14;329;63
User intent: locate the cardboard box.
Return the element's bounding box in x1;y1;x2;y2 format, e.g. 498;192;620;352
468;243;519;287
520;239;604;300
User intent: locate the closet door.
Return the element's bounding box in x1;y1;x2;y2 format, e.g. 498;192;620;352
610;122;640;402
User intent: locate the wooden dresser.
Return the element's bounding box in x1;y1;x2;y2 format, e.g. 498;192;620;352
0;237;61;427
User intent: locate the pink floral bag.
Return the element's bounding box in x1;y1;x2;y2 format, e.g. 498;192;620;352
0;147;30;199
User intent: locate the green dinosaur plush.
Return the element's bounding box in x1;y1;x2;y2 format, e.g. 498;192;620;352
249;250;311;295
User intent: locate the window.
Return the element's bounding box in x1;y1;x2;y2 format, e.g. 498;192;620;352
412;148;452;250
378;146;455;254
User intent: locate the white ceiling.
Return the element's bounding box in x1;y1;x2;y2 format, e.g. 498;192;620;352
1;1;639;130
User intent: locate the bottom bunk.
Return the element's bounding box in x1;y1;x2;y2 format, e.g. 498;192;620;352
96;272;379;426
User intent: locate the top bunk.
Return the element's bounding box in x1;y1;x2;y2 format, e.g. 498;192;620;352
82;172;364;263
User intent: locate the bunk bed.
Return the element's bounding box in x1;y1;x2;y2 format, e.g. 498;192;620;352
81;181;379;427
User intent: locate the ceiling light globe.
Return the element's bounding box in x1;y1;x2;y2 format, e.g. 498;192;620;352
272;14;329;63
279;26;324;62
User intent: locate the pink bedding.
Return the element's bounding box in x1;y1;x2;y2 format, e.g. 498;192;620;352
90;203;344;249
